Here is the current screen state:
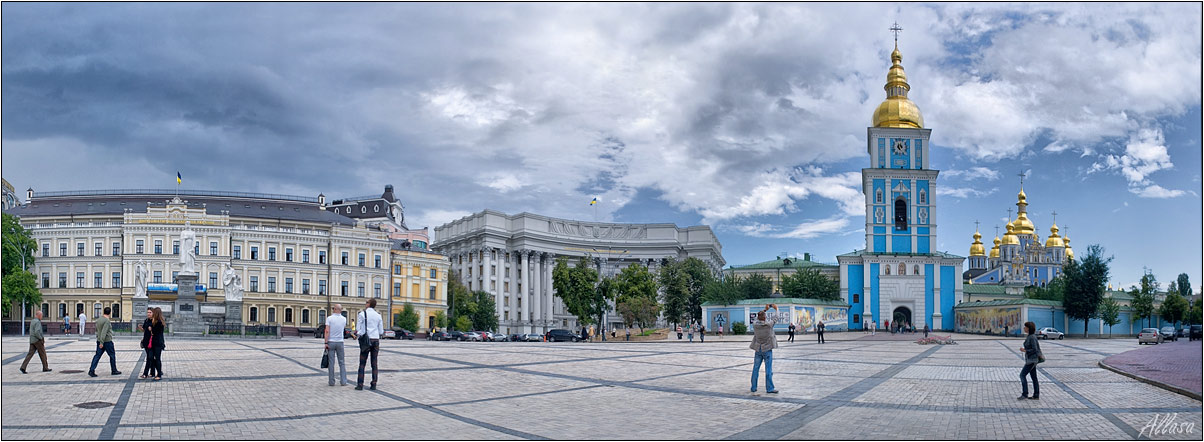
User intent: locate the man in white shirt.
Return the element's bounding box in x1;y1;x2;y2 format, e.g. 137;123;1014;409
78;312;87;337
324;304;349;386
354;298;383;390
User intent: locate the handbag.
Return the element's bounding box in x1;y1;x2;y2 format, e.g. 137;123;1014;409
320;348;330;369
358;311;371;348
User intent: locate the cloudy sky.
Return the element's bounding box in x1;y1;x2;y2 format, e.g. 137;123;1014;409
3;3;1200;291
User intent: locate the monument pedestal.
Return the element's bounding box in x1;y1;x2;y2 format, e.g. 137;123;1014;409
133;298;149;320
225;300;243;323
173;274;207;336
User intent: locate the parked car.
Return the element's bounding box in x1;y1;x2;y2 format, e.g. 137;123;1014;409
548;329;580;342
509;333;525;342
1190;325;1202;341
1178;327;1190;338
428;331;450;341
397;329;414;340
475;331;494;342
383;330;396;339
492;333;510;342
315;324;354;340
461;331;482;342
1036;327;1064;340
448;331;465;341
1138;328;1163;345
525;333;545;342
1159;326;1178;342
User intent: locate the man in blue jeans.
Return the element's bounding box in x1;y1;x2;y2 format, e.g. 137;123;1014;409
749;304;779;394
88;307;120;377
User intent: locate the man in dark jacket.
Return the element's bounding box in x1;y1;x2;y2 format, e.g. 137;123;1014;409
20;311;50;373
816;321;826;344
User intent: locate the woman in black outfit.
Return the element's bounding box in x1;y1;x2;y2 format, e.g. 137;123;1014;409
147;307;167;380
139;308;154;379
1018;321;1041;400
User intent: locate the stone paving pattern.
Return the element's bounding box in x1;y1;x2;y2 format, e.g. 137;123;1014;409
2;333;1200;440
1102;339;1203;398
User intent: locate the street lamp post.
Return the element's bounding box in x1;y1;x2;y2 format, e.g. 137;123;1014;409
4;235;30;336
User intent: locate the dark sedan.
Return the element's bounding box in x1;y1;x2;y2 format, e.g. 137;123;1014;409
315;324;354;339
547;329;580;342
428;331;451;341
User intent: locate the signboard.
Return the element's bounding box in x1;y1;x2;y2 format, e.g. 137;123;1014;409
147;303;173;313
200;305;226;314
178;304;194;312
147;283;207;293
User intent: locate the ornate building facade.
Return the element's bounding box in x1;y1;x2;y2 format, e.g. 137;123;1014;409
388;244;450;333
432;210;725;334
836;41;965;331
4;188;393;334
963;188;1074;286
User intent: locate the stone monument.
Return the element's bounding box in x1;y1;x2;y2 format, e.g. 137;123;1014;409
132;259;150;316
172;222;207;335
222;263;244;323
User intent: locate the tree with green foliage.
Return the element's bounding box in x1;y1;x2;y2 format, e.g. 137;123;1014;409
1159;293;1190;327
394;303;420;331
552;257;601;326
1025;276;1066;302
1099;297;1121;338
740;273;773;299
1190;299;1202;325
446;270;471;326
780;268;840;301
2;213;39;326
454;315;473;332
614;263;658;305
1129;286;1156;329
678;258;714;324
433;310;448;331
658;260;689;326
469;291;499;332
702;276;744;306
617;294;660;333
1177;273;1193;299
1062;245;1111;337
731;321;747;334
1133;270;1161;328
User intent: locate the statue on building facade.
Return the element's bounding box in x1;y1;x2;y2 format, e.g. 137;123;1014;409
179;221;197;275
222;263;243;302
134;259;149;298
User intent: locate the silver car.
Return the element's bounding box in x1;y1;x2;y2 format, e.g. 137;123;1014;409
1138;328;1163;345
462;331;482;342
1036;327;1064;340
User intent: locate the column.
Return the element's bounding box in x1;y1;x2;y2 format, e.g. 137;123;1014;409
522;250;532;332
532;252;542;332
508;250;518;328
485;248;500;320
544;257;554;326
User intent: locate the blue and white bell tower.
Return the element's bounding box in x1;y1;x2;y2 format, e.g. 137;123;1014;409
838;31;964;331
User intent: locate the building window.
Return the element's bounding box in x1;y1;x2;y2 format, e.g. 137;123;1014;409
268;277;276;292
358;282;365;297
894;198;908;231
155;240;163;254
319;251;326;264
153;271;162;283
341;281;348;296
853;293;859;303
317;310;326;325
210;272;218;289
285;278;293;293
95;272;102;288
898;263;906;275
284;308;293;324
394;265;401;275
94;303;102;319
854;314;860;324
95;242;102;256
59;303;67;319
173;240;180;255
430;269;437;279
319;280;327;295
875;188;883;204
301;309;310;325
113;242;120;256
251;246;259;260
267;307;276;323
59;243;66;256
172;271;179;284
268;247;276;261
302;250;310;263
359;253;366;267
42;272;49;288
919;189;927;204
374;255;381;268
250;276;259;292
302;279;310;294
233;245;241;259
914;265;920;275
286;248;293;262
77;242;84;256
429;285;437;300
341;252;349;265
394;283;402;298
112;272;121;288
76;272;85;287
210;242;218;256
42;243;48;257
250;307;259;322
374;283;381;298
195;242;200;256
111;303;121;320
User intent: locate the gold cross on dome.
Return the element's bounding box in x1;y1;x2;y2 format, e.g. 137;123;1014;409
889;22;903;45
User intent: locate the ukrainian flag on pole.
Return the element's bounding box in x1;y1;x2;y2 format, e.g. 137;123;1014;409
590;197;598;206
176;171;182;185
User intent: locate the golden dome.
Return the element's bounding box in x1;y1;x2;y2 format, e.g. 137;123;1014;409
871;46;924;128
969;230;986;256
1001;222;1020;245
1045;224;1064;248
1064;236;1074;260
989;236;1001;258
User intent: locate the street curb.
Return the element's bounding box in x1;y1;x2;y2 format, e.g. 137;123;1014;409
1098;360;1202;401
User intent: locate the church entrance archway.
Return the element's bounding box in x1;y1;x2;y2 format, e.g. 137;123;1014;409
892;307;912;330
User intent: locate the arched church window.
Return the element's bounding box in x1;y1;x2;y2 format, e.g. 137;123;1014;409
914;265;920;275
875;188;883;203
884;265;891;275
919;189;927;204
898;263;906;275
894;198;908;231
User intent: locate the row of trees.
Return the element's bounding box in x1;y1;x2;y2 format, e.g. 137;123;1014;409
1026;243;1201;336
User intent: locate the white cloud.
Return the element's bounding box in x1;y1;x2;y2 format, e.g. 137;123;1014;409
1130;184;1186;199
942;167;1001;181
735;216;850;239
936;186;997;199
1089;127;1188;198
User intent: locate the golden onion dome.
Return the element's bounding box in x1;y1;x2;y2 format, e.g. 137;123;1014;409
1001;222;1020;245
989;236;1001;258
1045;224;1065;248
969;230;986;256
1064;236;1074;260
871;46;924;128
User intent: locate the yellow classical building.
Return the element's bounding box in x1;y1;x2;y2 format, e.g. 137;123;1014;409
389;244;449;334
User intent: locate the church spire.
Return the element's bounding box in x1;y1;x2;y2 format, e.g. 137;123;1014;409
872;22;924;129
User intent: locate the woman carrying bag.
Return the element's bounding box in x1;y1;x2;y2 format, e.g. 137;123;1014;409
146;307;167;381
139;308;154;379
1018;321;1042;400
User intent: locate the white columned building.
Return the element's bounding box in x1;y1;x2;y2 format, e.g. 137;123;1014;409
433;210;725;334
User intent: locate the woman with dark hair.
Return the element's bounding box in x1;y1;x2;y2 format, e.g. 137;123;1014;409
139;308;154;379
1018;321;1041;400
147;307;167;380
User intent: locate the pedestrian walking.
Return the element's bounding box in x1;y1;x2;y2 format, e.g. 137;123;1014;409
63;314;70;335
1004;325;1009;337
325;304;349;386
688;323;695;342
718;325;723;337
871;320;876;335
699;324;705;343
787;323;795;343
625;328;631;341
354;299;383;390
885;320;890;334
677;325;683;340
817;321;825;344
20;311;51;373
139;308;153;379
78;311;88;337
145;308;166;380
581;326;589;342
749;304;779;394
924;323;930;338
87;307;120;377
1018;321;1042;400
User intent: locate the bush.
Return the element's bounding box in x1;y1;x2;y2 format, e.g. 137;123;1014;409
916;335;957;345
731;321;747;335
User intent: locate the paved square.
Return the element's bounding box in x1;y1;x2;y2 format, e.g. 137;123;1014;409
2;334;1200;440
